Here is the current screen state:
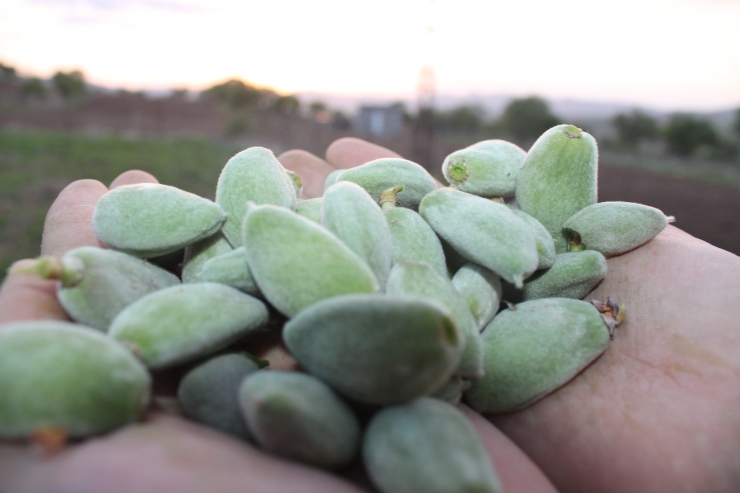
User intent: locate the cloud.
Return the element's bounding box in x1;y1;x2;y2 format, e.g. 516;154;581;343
31;0;205;13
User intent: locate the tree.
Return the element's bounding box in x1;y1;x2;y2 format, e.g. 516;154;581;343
271;95;300;116
502;96;559;142
0;62;17;81
309;101;327;113
436;105;485;133
612;110;659;147
332;111;351;130
734;108;740;141
203;79;262;109
52;70;86;99
20;78;46;100
663;114;718;157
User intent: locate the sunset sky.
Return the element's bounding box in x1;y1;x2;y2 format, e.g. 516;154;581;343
1;0;739;111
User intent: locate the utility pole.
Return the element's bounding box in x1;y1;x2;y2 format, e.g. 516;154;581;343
413;0;436;170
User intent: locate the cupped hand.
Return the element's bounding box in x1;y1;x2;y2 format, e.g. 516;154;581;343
491;225;740;493
0;144;555;493
285;139;740;493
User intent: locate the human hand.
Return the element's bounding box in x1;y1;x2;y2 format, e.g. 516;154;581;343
0;150;555;492
491;225;740;493
283;138;740;493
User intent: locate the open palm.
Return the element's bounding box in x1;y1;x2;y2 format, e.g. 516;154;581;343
1;138;737;493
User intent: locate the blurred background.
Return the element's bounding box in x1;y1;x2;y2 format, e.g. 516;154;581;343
1;0;739;275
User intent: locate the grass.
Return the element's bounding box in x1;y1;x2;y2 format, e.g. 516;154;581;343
0;130;240;277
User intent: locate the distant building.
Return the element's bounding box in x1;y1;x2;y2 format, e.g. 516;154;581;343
354;103;405;136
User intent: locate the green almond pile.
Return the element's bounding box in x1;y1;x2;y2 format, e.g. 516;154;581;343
1;126;673;493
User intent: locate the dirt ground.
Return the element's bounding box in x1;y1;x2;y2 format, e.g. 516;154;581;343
599;165;740;256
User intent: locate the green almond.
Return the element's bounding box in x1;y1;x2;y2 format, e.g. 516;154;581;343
442;139;526;197
239;371;360;468
181;232;233;283
420;188;538;287
384;204;448;279
283;294;462;405
451;263;502;331
242;204;379;317
295;197;323;224
216;147;298;247
507;205;556;270
109;283;268;369
93;183;226;258
336;158;437;210
522;251;607;301
323;169;344;193
37;246;180;331
563;201;672;256
363;398;502;493
386;261;483;378
322;182;393;287
0;321;151;438
466;298;610;413
515;124;598;253
178;353;260;440
189;247;260;296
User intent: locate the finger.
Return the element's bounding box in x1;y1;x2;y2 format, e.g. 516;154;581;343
0;260;69;325
110;170;159;189
41;179;108;257
325;137;401;169
0;414;366;493
459;405;558;493
278;150;335;199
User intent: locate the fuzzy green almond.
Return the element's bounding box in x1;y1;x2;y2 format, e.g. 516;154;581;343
507;205;556;270
181;232;233;283
442;139;526;197
283;294;462;405
295;197;323;224
109;283;268;369
420;188;538;287
93;183;226;258
466;298;611;413
242;203;379;317
0;321;151;438
563;201;673;256
189;247;260;296
522;251;607;301
239;371;361;469
336;158;437;210
12;247;179;331
322;182;393;287
216;147;298;247
382;185;448;278
323;169;343;192
451;263;502;331
386;261;483;378
178;353;260;440
515;124;598;253
363;398;502;493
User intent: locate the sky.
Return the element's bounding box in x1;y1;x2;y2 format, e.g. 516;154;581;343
1;0;739;112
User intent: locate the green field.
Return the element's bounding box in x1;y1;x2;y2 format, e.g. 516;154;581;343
0;130;240;276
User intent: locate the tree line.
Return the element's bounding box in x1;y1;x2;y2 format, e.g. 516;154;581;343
420;96;740;161
2;61;738;160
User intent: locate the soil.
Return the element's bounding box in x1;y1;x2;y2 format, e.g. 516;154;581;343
599;165;740;256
